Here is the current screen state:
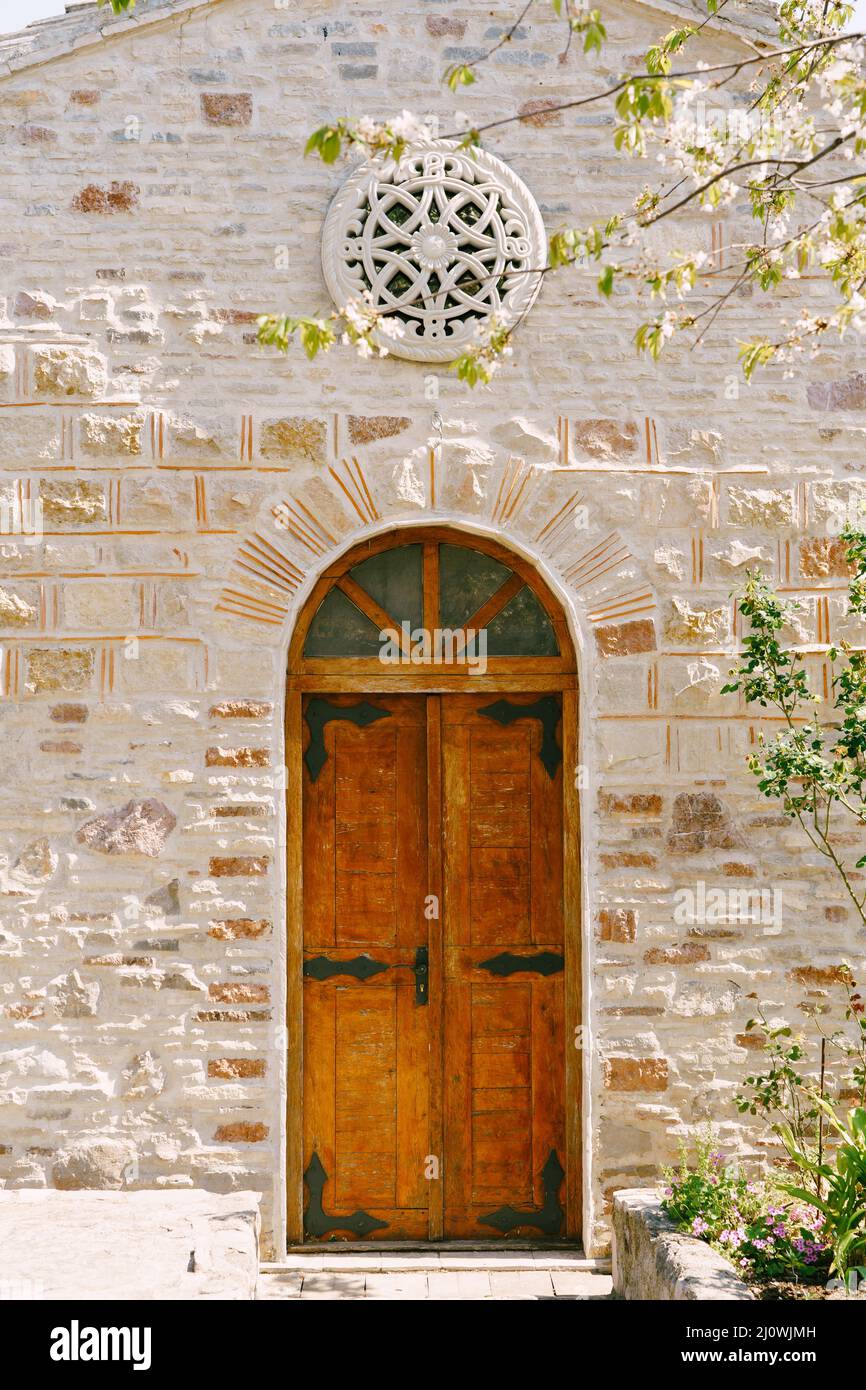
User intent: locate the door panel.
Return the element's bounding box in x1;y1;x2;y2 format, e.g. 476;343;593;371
302;695;430;1240
442;694;566;1239
301;690;568;1242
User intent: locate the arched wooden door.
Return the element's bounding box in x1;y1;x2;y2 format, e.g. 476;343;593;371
285;528;580;1244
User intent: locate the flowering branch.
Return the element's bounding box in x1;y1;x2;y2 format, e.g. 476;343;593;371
256;1;866;384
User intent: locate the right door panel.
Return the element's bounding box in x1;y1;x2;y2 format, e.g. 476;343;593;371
441;693;567;1239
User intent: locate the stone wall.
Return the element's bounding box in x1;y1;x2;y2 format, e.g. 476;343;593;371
0;0;863;1257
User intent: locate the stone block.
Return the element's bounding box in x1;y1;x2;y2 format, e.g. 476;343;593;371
259;415;328;464
32;347;107;399
26;647;95;694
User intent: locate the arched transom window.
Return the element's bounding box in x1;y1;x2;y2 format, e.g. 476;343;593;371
288;528;575;686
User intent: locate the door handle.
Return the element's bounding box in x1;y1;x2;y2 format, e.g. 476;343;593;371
392;946;429;1006
412;945;429;1006
303;946;429;1005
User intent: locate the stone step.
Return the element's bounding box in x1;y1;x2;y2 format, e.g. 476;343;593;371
265;1251;611;1273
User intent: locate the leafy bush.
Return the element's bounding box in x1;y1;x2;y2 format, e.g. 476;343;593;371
732;977;866;1280
777;1101;866;1282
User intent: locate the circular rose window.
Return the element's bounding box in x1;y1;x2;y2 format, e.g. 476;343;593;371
321;142;547;362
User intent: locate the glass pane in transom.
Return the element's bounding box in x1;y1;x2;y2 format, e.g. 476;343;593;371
304;586;384;657
485;585;560;656
348;544;424;633
439;543;512;629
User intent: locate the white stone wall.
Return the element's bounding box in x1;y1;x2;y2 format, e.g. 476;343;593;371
0;0;863;1257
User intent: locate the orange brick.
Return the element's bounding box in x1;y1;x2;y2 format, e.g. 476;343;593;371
209;856;269;877
205;746;269;767
208;1058;266;1079
213;1121;268;1143
208;918;271;940
595;619;655;657
604;1057;669;1092
598;908;636;943
208;983;269;1005
644;942;710;966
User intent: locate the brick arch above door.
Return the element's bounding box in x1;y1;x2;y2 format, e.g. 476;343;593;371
210;416;661;669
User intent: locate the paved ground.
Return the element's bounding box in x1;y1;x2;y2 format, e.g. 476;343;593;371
259;1253;613;1300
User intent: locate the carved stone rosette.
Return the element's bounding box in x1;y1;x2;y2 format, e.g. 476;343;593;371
321;141;548;362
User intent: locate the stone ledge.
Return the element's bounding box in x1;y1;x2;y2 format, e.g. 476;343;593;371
0;1190;261;1301
612;1189;754;1301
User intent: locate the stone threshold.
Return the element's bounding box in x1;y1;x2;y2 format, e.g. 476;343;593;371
267;1249;611;1273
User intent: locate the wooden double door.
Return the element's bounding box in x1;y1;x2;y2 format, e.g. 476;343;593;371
301;691;571;1241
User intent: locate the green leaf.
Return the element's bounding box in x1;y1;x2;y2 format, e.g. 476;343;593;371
446;64;476;92
305;125;344;164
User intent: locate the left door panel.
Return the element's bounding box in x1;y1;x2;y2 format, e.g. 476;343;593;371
302;694;430;1240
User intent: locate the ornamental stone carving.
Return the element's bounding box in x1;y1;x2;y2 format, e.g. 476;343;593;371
321;142;547;362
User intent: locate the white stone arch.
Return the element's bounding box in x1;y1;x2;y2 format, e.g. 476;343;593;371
211;443;661;1254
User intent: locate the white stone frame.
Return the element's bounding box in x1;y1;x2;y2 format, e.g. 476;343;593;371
263;512;600;1257
321;142;548;362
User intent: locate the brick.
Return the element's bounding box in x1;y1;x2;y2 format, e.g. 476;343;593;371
346;415;411;445
205;746;269;767
604;1058;669;1092
643;942;710;966
209;700;272;718
197;1010;272;1023
595;620;656;657
208;857;270;877
598;792;662;816
72;181;139;214
667;792;739;855
50;703;88;723
80;411;143;457
208;919;271;940
19;124;57;145
0;586;37;627
426;16;467;38
208;1058;266;1079
208;983;270;1004
33;349;107;399
800;537;855;579
807;372;866;411
518;99;561;127
201;93;253;126
789;965;850;988
721;862;755;877
598;908;636;943
213;1122;268;1143
600;851;656;869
